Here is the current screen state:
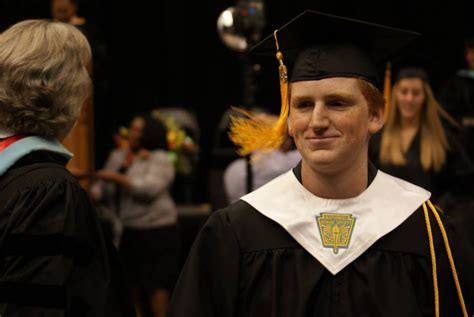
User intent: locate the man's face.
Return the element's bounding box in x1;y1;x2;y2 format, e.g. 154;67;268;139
465;47;474;70
51;0;76;22
288;77;383;173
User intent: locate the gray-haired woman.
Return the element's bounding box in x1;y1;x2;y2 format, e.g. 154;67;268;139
0;20;134;316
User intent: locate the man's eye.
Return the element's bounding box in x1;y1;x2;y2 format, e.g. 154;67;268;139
296;101;313;108
327;100;346;107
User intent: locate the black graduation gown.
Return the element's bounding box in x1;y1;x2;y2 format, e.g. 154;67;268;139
369;129;474;202
439;73;474;160
169;165;474;317
0;151;135;316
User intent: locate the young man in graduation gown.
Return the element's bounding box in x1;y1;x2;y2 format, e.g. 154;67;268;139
169;11;473;317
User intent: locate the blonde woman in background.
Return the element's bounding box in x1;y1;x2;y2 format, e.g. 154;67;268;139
370;67;474;204
92;113;179;317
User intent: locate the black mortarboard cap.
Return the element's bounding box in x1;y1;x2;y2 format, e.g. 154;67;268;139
250;10;420;90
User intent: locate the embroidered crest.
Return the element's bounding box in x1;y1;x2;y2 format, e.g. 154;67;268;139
316;213;356;254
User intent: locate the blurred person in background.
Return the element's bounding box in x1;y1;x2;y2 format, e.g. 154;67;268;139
51;0;86;26
439;37;474;161
224;113;300;203
0;19;133;316
51;0;110;169
92;113;179;317
370;67;474;208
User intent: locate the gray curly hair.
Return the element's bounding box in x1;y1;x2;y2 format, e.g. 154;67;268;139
0;19;92;139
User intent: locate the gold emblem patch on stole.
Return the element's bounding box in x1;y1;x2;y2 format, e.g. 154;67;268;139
316;213;356;254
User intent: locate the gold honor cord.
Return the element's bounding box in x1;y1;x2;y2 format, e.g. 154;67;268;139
422;200;468;317
422;201;439;317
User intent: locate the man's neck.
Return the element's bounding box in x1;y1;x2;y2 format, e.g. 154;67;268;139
301;156;368;199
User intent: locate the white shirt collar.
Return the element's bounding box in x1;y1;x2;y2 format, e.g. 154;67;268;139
242;169;430;275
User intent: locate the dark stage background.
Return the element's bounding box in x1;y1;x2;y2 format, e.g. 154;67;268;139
1;0;472;205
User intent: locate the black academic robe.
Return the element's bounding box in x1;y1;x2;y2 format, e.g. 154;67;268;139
0;151;135;316
439;73;474;160
169;166;474;317
369;129;474;203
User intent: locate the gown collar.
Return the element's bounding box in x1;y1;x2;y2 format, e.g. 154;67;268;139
0;136;73;176
292;160;378;185
241;164;430;275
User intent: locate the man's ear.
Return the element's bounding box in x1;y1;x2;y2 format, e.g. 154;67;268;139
287;120;294;137
368;104;385;134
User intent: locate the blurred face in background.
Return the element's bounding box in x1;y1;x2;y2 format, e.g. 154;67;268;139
465;47;474;70
128;117;145;152
395;78;425;124
51;0;76;22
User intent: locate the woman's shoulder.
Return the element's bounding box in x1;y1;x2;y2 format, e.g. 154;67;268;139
443;125;459;141
2;157;77;189
443;127;471;161
109;148;127;158
0;162;90;228
148;149;173;163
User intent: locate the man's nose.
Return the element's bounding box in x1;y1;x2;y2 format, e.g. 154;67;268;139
309;103;330;131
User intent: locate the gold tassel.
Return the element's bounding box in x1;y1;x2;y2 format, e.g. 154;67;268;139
383;62;391;122
229;30;289;156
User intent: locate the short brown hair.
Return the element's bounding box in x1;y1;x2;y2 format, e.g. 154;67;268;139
356;78;385;111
